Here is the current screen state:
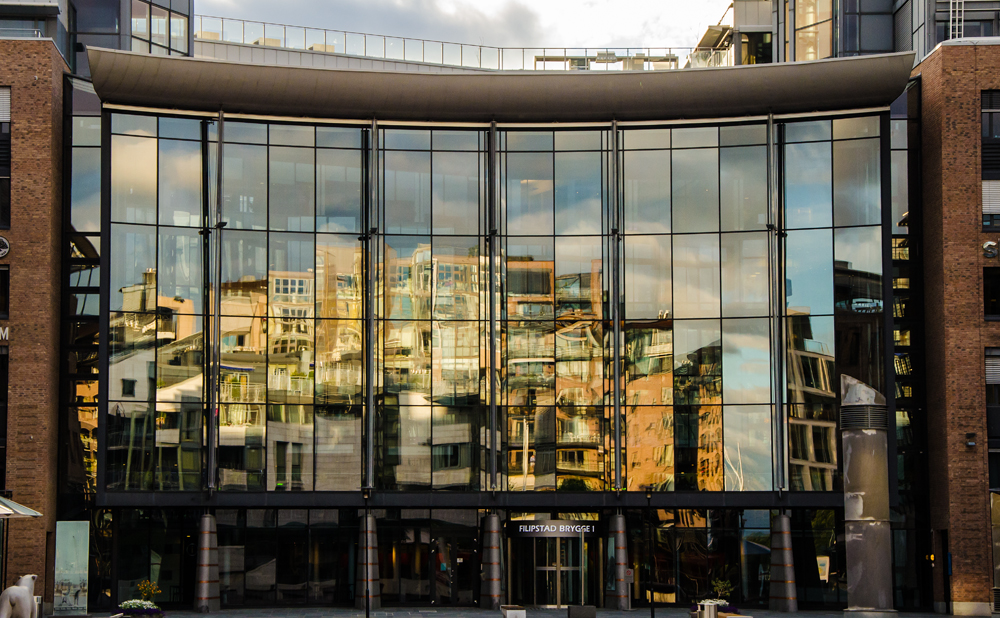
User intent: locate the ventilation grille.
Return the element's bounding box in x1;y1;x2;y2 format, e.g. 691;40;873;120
841;404;888;430
894;2;913;51
988;355;1000;384
985;181;1000;214
992;587;1000;613
0;89;9;123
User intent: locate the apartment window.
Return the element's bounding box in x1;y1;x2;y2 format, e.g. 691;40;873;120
988;268;1000;318
0;88;10;230
0;265;8;320
0;346;8;489
987;349;1000;489
130;0;188;55
983;92;1000;228
120;378;136;397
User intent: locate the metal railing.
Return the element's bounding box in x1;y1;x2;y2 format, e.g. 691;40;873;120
193;15;729;71
0;28;43;38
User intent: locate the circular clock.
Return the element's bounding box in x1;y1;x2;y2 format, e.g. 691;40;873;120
0;237;10;259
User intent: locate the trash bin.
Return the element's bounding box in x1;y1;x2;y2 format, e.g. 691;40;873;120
698;602;719;618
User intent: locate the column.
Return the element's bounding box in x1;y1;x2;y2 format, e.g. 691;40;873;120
355;513;381;610
605;514;628;610
768;512;797;612
481;513;502;609
194;514;220;612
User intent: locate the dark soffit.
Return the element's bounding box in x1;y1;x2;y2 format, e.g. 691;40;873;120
87;46;916;123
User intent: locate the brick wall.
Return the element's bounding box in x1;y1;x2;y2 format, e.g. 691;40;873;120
0;40;66;600
915;42;1000;610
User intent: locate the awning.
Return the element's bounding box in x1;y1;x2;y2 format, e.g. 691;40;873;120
0;497;41;519
87;47;916;123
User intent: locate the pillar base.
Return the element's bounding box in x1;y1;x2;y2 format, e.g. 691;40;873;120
951;602;992;616
844;609;898;618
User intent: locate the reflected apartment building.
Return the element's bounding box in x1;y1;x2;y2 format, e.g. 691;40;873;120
4;0;996;614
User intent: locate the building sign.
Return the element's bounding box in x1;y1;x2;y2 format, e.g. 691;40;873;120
985;241;999;258
505;519;599;538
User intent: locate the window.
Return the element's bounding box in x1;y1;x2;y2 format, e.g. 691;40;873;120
121;378;136;397
0;346;8;489
988;268;1000;318
130;0;188;56
0;87;10;229
0;265;8;320
983;92;1000;228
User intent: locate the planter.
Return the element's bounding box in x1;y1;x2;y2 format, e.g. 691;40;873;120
119;608;164;618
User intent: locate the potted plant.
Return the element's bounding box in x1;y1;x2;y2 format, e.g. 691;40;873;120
119;580;163;618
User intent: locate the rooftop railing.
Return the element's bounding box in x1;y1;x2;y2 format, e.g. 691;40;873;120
193;15;731;71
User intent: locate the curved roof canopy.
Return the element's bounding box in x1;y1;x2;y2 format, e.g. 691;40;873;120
88;47;915;123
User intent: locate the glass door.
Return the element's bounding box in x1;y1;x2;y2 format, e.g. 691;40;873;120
509;536;594;607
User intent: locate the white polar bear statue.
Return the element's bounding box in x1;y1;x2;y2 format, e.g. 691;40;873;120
0;575;37;618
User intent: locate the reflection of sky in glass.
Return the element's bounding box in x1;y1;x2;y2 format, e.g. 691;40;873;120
623;150;670;234
785;141;831;229
786;229;833;315
722;318;771;404
71;148;101;232
432;151;479;235
505;152;553;235
835;226;882;276
555;152;602;235
673;234;721;318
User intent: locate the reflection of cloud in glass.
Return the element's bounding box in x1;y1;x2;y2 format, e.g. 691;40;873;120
834;226;882;276
784;141;831;229
786;228;833;315
625;235;671;319
673;234;721;318
722;319;771;404
555;152;602;235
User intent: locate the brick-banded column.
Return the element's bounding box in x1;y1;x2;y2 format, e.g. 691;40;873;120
194;514;220;612
355;513;381;610
768;513;797;612
481;513;502;609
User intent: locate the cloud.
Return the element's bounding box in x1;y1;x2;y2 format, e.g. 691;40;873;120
196;0;734;50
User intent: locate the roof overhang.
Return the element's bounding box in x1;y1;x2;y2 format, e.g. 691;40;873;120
87;47;916;123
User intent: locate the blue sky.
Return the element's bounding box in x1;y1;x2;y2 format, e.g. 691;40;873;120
196;0;735;50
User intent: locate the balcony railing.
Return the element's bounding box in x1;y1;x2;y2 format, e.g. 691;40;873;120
193;15;730;71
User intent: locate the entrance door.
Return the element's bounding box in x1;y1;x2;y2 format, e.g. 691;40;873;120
510;537;595;607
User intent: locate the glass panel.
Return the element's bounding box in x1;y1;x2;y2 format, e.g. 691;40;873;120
672;148;719;233
106;401;155;489
316;234;362;319
432;151;480;235
795;20;833;61
674;405;722;491
110;224;156;312
507;406;556;490
433;130;479;151
554;131;601;151
158;227;203;314
556;406;605;490
623;149;670;234
506;131;553;151
432;236;481;321
505;152;554;235
720;146;767;232
159;117;200;141
833;116;879;140
386;236;432;320
221;230;267;310
71;148;101;232
384;150;431;234
432;407;480;489
720;232;768;317
834;226;882;313
267;405;314;491
224;122;267;144
891;151;908;235
131;0;149;38
158;139;202;226
267;233;315;400
315;319;362;405
624;235;671;320
555;236;602;319
555;152;602;235
720;124;766;146
269;146;315;231
384;129;430;151
384;321;432;397
785;141;832;229
833;138;880;227
316;126;362;149
721;318;771;404
672;234;721;319
154;400;201;489
112;135;157;224
244;510;276;602
673;320;722;407
73;117;101;146
219;311;268;485
786;315;836;410
505;238;554;320
218;402;265;491
223;144;268;230
555;320;603;407
624;129;669;150
433;322;483;403
505;321;555;405
789;413;838;490
795;0;833;26
314;405;362;490
625;406;673;491
786;229;834;315
109;312;156;401
672;127;718;149
150;6;168;46
382;405;432;489
625;325;673;406
270;124;314;147
169;12;187;53
317;147;362;233
723;405;772;490
785;120;831;143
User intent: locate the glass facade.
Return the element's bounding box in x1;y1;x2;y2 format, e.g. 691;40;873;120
99;109;891;610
